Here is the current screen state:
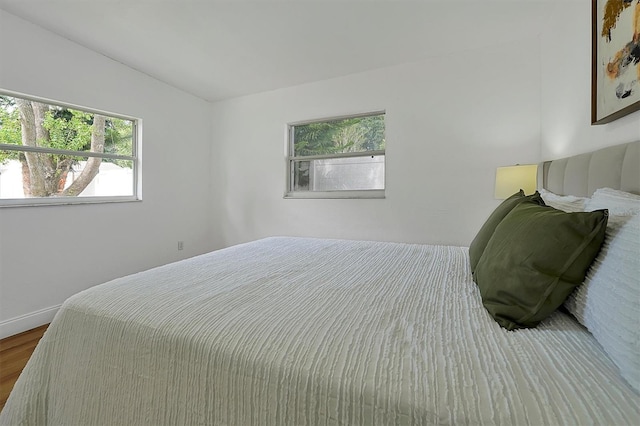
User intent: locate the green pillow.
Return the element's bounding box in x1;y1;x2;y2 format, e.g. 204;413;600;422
469;190;545;275
475;202;608;330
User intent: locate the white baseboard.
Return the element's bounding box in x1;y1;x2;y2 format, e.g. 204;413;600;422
0;305;61;339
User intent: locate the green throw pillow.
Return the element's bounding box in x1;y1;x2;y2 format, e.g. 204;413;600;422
475;202;608;330
469;190;545;275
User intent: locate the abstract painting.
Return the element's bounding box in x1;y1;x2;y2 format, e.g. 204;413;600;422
592;0;640;124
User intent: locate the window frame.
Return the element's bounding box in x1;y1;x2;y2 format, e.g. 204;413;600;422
285;111;386;199
0;89;141;207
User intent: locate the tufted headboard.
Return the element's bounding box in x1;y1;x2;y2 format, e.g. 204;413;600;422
541;141;640;197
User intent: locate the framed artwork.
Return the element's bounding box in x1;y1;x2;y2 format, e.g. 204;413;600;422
592;0;640;124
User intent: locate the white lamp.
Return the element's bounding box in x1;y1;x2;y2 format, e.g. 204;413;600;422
494;164;538;199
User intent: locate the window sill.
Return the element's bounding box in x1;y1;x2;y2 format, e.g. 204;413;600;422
284;190;385;199
0;196;141;208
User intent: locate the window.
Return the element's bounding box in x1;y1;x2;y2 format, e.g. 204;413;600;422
286;111;385;198
0;90;139;206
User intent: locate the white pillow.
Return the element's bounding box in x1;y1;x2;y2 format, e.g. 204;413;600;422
564;207;640;392
585;187;640;215
538;188;588;212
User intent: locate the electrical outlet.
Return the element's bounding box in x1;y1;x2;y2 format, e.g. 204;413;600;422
178;241;184;251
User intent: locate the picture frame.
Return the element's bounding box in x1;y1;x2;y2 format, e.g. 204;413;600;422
591;0;640;125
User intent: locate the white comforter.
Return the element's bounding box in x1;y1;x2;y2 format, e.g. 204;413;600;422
1;237;638;425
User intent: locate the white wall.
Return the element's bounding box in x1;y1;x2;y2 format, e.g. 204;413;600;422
211;38;542;248
0;11;219;338
541;1;640;160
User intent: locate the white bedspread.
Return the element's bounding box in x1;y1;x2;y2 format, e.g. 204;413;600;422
1;237;638;425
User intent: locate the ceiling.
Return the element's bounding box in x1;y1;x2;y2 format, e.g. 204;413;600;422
0;0;558;102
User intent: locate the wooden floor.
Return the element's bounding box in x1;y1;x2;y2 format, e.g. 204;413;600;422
0;324;48;412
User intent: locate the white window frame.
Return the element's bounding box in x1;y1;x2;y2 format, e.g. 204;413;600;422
0;89;141;207
285;111;386;199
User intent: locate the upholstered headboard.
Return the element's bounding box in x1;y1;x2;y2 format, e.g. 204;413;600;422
541;141;640;197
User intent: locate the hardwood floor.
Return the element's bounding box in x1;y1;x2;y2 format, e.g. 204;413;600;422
0;324;48;412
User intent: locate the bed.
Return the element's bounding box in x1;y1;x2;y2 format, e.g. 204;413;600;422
1;142;638;425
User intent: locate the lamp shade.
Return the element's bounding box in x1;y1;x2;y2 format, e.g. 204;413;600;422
494;164;538;199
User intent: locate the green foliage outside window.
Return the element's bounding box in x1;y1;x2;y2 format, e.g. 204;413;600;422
293;114;385;157
0;94;135;199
